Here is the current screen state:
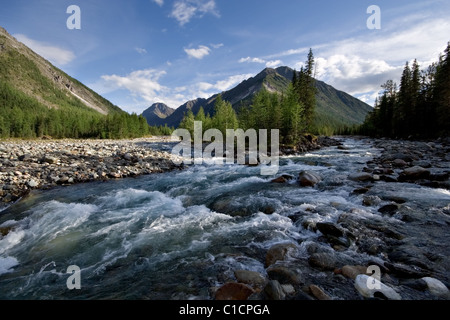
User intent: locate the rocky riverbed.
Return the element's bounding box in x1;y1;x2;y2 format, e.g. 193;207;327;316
0;137;183;209
212;137;450;301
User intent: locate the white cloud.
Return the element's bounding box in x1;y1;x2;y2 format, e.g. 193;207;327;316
239;57;265;64
135;47;147;54
170;0;219;26
211;43;224;49
152;0;164;6
185;45;211;59
14;34;75;66
265;60;282;68
101;69;168;104
239;56;283;68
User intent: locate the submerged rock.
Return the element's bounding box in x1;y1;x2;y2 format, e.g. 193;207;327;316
298;171;322;187
348;172;373;182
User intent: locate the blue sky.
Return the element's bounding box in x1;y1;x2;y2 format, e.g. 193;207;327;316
1;0;450;114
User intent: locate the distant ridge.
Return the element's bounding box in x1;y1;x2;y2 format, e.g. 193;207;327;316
144;66;373;129
142;103;175;127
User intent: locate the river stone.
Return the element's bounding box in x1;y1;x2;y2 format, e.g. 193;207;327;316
393;159;408;167
308;252;336;271
264;280;286;300
265;243;297;267
384;262;429;278
298;171;322;187
316;222;344;238
348;172;373;182
354;274;402;300
215;282;255;300
27;179;39;188
341;265;368;280
421;277;450;298
378;203;400;215
309;285;331;300
363;195;382;207
399;166;430;181
267;266;303;285
271;174;295;183
42;155;59;164
234;270;267;287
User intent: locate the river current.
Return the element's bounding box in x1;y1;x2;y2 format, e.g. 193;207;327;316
1;137;449;299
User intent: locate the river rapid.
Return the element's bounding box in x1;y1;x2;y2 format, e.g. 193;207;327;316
1;137;449;300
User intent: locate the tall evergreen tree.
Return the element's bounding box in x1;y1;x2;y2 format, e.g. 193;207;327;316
434;42;450;135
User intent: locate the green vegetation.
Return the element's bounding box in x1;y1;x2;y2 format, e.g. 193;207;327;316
179;50;319;146
360;41;450;138
0;33;170;139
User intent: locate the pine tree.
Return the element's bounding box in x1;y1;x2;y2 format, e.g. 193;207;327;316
434;42;450;135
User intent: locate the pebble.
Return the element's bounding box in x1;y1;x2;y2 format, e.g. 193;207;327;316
0;138;183;206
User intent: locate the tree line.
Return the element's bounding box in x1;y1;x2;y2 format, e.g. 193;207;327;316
360;42;450;138
179;49;317;146
0;81;172;139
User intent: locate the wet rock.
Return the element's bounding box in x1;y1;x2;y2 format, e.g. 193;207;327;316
298;171;322;187
215;282;255;300
234;270;267;287
352;187;370;194
308;252;336;271
378;203;400;215
393;159;408;167
421;277;450;298
384;262;429;278
348;172;373;182
340;265;368;280
265;243;298;267
355;274;402;300
267;266;303;285
271;174;295;183
263;280;285;300
363;195;382;207
401;278;428;291
309;285;331;300
399;166;430;181
316;222;345;238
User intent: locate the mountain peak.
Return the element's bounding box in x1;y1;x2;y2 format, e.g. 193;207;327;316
142;103;175;126
142;66;372;130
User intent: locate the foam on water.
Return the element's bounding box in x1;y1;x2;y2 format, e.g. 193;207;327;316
0;256;19;275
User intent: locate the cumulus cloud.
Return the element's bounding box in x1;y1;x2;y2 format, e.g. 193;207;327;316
170;0;219;26
101;69;168;104
185;45;211;59
14;34;75;66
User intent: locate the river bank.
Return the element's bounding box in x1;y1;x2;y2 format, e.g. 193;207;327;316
0;135;341;209
0;137;183;209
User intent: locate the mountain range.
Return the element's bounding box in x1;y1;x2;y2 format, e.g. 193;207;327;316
142;66;373;130
0;26;121;116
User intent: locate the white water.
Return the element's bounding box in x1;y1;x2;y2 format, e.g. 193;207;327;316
1;138;449;299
